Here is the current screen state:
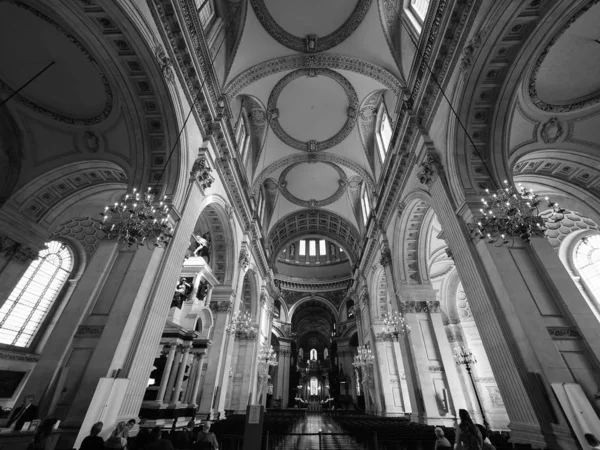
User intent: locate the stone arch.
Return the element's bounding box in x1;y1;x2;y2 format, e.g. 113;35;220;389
369;267;389;321
225;53;403;99
7;160;128;230
267;209;362;265
50;216;106;270
240;268;260;320
393;191;434;285
196;307;214;339
193;195;237;285
289;295;339;323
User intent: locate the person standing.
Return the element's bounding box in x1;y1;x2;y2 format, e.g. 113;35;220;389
454;409;483;450
80;422;105;450
146;426;175;450
7;394;38;431
194;423;218;450
105;422;128;449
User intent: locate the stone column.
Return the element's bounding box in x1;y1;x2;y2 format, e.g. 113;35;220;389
420;150;575;447
164;345;183;404
279;339;292;408
197;288;233;419
157;343;178;403
189;352;207;406
171;343;192;404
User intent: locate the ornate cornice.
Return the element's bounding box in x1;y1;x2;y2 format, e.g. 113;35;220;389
401;300;440;314
0;235;38;264
0;1;113;125
267;68;358;152
279;161;347;208
249;0;372;53
274;276;353;292
0;350;39;363
225;53;403;99
209;300;233;313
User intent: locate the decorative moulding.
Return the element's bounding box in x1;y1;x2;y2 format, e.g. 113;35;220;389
527;0;600;113
278;161;347;208
539;117;563;144
249;0;372;53
0;1;113;125
547;326;581;339
0;351;39;363
74;325;105;338
267;68;359;152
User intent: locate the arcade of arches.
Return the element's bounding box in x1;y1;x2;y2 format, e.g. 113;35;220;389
0;1;599;449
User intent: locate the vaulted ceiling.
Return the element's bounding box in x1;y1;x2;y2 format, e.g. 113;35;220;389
224;0;403;272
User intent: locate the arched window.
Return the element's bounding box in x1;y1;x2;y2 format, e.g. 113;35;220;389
377;102;393;162
361;188;371;225
0;241;73;348
573;234;600;302
195;0;215;28
408;0;430;23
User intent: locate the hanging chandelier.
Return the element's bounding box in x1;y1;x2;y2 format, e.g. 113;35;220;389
258;344;278;366
226;310;256;339
352;345;375;369
382;311;410;339
101;188;174;249
454;346;477;367
468;180;565;247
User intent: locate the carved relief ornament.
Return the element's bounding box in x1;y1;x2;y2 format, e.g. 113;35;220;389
0;236;38;264
416;151;444;186
190;155;214;190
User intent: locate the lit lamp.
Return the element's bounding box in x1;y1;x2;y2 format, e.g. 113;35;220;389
454;346;489;430
101;187;174;249
467;180;565;247
382;311;410;339
225;310;256;340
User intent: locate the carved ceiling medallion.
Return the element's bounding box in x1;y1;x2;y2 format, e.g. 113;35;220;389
249;0;372;53
0;1;113;125
527;0;600;113
268;68;358;152
278;161;347;208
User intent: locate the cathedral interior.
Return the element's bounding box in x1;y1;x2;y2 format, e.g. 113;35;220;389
0;0;600;449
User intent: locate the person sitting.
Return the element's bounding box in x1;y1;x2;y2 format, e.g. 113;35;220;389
434;427;452;449
131;427;150;450
146;426;174;450
194;423;219;450
105;422;128;449
80;422;105;450
7;394;38;431
476;424;496;450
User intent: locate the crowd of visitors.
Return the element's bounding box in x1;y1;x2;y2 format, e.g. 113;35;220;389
78;419;219;450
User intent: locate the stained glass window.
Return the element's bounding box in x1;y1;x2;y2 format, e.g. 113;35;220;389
0;241;73;348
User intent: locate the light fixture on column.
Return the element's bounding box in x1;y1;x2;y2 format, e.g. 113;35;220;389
352;345;374;369
382;311;410;339
99;8;237;249
381;2;566;249
454;346;490;430
257;344;279;367
467;181;565;247
225;310;256;339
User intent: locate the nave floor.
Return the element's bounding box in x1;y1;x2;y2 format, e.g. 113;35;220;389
270;413;364;450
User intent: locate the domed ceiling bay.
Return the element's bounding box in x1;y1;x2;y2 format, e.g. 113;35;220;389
224;0;402;345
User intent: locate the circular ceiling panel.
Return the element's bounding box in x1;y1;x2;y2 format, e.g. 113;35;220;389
278;75;348;143
250;0;370;53
268;69;358;152
0;3;112;124
279;161;347;208
529;2;600;112
264;0;357;38
285;162;339;201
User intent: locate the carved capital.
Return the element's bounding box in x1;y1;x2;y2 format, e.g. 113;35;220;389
154;44;174;83
238;247;251;270
190;155;214;191
416;150;443;186
379;248;392;267
0;236;38;264
209;301;233;313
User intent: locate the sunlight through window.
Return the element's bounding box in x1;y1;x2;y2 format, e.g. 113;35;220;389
0;241;73;348
299;239;306;256
574;234;600;302
309;240;316;256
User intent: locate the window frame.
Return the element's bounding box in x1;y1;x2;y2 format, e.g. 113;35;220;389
361;188;371;225
196;0;216;29
376;102;393;164
299;240;306;256
572;234;600;306
0;240;74;351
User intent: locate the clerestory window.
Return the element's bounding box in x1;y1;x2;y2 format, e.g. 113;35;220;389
0;241;73;348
